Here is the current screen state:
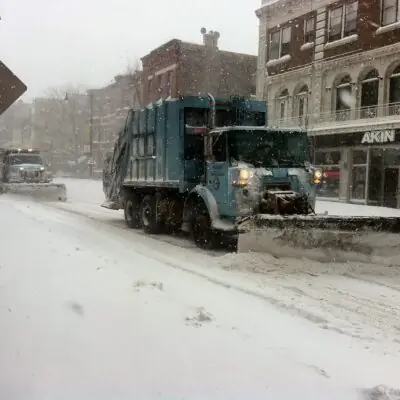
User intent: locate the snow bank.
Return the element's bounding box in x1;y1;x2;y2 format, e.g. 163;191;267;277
316;200;400;217
216;251;400;277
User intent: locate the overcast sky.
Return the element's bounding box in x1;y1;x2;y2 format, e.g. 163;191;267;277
1;0;261;99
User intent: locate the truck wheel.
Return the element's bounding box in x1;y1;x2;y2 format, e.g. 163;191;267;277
124;193;141;229
140;194;162;234
191;201;217;250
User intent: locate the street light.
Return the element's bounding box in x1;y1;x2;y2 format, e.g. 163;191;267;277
64;92;78;164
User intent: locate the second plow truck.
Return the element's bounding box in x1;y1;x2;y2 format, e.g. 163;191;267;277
102;94;400;262
0;148;67;201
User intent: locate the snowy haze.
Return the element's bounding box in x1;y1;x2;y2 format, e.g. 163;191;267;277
1;0;261;99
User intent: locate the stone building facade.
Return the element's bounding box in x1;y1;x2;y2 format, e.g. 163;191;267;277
256;0;400;207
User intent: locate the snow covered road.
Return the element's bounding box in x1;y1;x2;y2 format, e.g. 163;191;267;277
1;179;400;398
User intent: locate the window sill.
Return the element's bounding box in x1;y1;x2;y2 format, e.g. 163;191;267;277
266;55;291;67
323;34;358;50
376;21;400;35
300;42;314;51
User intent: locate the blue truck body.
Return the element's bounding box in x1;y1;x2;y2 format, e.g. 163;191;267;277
103;95;319;248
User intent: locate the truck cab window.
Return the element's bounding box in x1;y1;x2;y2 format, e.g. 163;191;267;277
184;134;204;161
211;133;226;162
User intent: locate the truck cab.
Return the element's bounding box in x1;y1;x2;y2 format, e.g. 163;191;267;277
203;126;318;223
2;148;52;183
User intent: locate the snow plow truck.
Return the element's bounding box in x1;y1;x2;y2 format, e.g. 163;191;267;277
0;148;67;201
102;94;400;261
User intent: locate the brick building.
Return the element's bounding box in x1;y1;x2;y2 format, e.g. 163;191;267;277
141;29;257;105
88;71;142;165
256;0;400;207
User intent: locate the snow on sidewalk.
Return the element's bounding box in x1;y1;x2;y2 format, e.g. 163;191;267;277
1;196;400;398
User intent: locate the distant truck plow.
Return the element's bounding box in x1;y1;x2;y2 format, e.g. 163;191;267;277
101;94;400;262
0;148;67;201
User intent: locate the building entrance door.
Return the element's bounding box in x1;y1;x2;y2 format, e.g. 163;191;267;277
383;167;399;208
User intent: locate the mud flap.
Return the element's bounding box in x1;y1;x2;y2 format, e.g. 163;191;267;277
101;199;121;210
238;215;400;264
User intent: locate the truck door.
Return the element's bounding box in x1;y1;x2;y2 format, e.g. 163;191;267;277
183;132;205;187
206;132;230;217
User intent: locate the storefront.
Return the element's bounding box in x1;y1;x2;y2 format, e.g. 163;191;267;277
309;129;400;208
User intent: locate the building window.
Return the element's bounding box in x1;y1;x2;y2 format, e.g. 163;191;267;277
304;16;315;43
381;0;399;26
157;75;162;95
166;71;172;97
269;27;291;60
360;69;379;119
389;65;400;115
296;85;309;126
147;79;152;101
328;1;358;42
335;75;352;121
276;88;289;122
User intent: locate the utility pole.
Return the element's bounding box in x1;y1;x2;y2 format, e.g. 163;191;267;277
89;91;94;177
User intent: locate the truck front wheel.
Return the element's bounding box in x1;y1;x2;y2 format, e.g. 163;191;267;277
191;201;217;250
141;194;162;234
124;193;141;229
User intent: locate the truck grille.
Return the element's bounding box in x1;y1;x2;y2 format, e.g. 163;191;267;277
20;170;41;181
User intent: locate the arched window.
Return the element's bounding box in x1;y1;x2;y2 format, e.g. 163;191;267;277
296;85;309;123
335;75;352;121
389;65;400;116
360;69;379;119
276;88;289;122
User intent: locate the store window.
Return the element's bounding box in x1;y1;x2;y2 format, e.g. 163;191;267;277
351;149;367;201
315;150;341;198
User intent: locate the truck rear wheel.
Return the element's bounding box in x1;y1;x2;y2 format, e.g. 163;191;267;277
141;194;162;234
124;193;141;229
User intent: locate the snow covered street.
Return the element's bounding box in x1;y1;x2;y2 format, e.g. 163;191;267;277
1;178;400;398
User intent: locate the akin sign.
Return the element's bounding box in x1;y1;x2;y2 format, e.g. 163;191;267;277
361;130;395;144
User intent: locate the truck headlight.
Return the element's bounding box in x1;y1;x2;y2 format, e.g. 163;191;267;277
232;168;253;187
313;169;322;184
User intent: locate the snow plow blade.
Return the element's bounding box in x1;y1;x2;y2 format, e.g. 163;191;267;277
238;215;400;264
1;182;67;201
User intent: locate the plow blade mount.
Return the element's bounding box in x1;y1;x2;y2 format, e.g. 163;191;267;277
1;182;67;201
238;215;400;264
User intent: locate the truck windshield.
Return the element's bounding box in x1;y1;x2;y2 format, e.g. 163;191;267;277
8;154;43;165
227;129;309;168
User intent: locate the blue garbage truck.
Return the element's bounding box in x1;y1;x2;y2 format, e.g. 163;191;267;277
102;94;400;254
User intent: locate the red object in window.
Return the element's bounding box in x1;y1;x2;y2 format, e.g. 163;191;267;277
193;127;209;134
323;171;340;178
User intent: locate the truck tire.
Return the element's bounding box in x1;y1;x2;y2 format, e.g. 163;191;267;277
124;193;141;229
191;200;217;250
140;194;162;234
